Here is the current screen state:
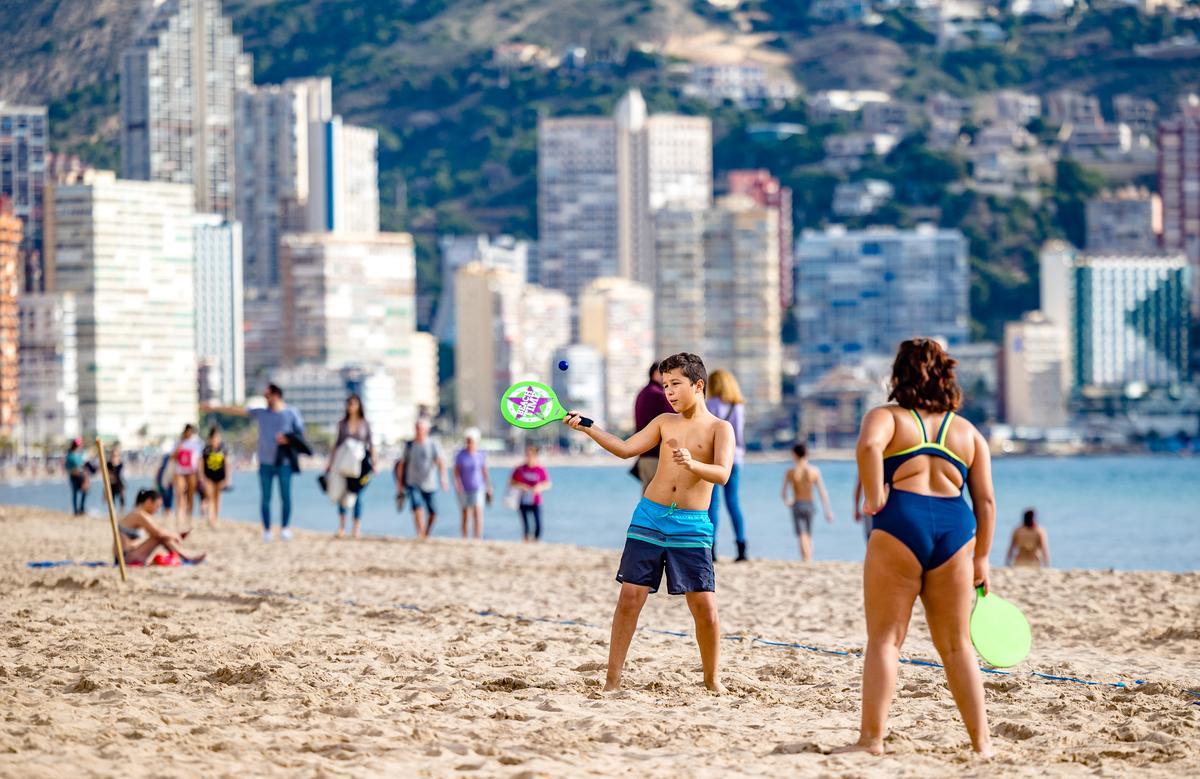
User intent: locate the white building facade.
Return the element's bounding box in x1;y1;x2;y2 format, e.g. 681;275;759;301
306;117;380;235
51;174;198;443
579;277;654;433
703;195;782;408
1003;312;1068;428
193;216;245;405
1072;253;1191;389
279;232;434;433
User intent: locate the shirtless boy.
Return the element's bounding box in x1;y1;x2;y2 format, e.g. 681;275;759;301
781;443;834;562
565;352;734;693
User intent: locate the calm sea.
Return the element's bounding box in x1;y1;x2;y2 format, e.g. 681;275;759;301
2;456;1197;572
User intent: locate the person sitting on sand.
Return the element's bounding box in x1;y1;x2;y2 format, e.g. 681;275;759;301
564;352;734;693
1006;509;1050;568
837;338;995;758
118;489;207;565
781;443;834;562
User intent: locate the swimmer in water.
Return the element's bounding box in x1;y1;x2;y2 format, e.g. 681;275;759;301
1005;508;1050;568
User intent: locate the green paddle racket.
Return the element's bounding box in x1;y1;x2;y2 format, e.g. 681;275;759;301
499;380;593;430
969;586;1032;668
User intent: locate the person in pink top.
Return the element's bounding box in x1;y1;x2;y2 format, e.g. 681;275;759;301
510;444;551;542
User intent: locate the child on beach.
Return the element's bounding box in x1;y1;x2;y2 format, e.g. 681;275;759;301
781;443;835;562
564;352;734;692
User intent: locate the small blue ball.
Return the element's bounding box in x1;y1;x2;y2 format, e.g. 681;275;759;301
558;360;569;371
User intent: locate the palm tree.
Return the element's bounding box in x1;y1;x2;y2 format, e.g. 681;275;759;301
19;403;35;460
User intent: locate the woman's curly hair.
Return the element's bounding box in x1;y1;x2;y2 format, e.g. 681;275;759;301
888;338;961;413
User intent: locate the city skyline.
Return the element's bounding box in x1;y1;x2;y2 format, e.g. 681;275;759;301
0;0;1197;448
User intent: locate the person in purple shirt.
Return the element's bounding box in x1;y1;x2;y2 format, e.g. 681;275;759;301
633;362;676;491
706;369;749;562
453;427;492;539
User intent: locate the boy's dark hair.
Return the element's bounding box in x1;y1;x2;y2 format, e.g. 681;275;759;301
647;362;661;381
182;423;197;436
657;353;707;390
207;426;220;438
267;383;284;399
793;443;808;458
1023;508;1036;528
135;488;160;505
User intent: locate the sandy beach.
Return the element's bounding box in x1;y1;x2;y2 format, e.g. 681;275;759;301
1;505;1198;777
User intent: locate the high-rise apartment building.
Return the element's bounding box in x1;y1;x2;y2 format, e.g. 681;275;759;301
235;77;333;288
243;287;283;392
538;89;710;298
516;285;572;384
1158;95;1200;312
452;264;571;434
0;196;19;436
617;90;712;287
552;344;606;428
194;216;245;405
279;232;434;431
727;170;794;308
703;195;782;408
17;292;79;443
1003;312;1068;427
652;208;707;359
454;264;523;433
433;234;530;343
579;277;654;432
1086;187;1161;253
121;0;252;219
51;173;198;442
0;102;47;291
1072;252;1191;389
795;225;970;380
306;117;380;235
537;116;619;297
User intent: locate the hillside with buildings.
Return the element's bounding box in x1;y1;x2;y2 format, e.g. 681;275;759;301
0;0;1197;452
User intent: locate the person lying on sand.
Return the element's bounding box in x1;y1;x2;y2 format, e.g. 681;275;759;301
118;489;207;565
565;352;734;693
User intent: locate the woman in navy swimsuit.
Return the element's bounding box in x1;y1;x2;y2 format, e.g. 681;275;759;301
837;338;996;758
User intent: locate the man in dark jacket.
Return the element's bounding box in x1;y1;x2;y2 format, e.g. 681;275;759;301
632;362;675;492
202;383;305;542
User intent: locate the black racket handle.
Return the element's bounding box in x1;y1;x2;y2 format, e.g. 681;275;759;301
579;416;593;428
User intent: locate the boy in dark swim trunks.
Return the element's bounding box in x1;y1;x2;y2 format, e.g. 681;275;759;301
565;352;735;692
781;443;835;562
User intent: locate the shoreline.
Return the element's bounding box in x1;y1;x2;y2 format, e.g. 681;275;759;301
1;447;1194;486
6;501;1195;576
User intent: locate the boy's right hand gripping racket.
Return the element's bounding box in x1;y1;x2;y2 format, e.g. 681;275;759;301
500;380;593;429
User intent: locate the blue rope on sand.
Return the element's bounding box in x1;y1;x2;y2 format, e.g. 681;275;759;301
30;574;1197;704
473;608;1197;700
26;560;203;568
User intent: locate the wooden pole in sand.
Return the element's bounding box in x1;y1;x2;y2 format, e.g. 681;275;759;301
95;438;128;583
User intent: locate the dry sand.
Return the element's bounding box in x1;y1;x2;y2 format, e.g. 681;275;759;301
1;505;1198;777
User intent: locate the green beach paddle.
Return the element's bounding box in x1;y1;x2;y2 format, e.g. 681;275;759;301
499;380;593;430
969;586;1032;668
